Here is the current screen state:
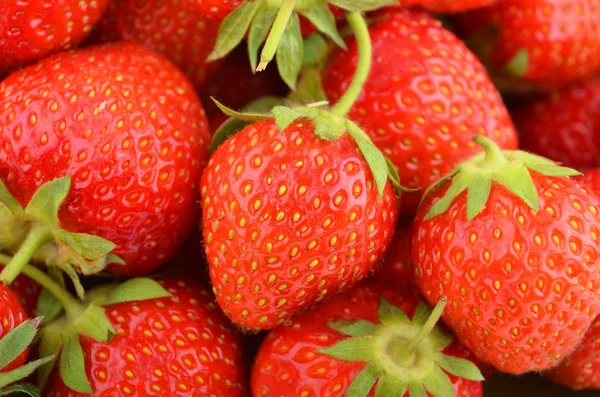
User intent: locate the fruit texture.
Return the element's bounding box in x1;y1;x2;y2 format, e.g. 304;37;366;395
201;119;398;330
0;285;29;373
323;9;518;216
0;42;211;276
372;222;414;285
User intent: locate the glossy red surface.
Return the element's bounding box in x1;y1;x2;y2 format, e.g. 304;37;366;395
0;284;28;373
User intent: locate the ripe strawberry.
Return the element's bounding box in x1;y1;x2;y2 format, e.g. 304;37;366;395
322;9;518;217
577;169;600;193
413;136;600;374
399;0;495;12
0;42;211;277
0;285;29;372
44;278;248;396
252;279;484;396
201;118;398;330
0;0;111;73
93;0;221;89
454;0;600;89
196;0;244;22
1;267;42;317
515;80;600;171
372;222;414;285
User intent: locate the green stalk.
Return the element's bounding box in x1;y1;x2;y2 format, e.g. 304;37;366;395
257;0;297;71
401;298;447;355
473;135;509;168
331;12;372;117
0;224;51;285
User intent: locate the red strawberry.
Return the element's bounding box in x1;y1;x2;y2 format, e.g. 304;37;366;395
515;80;600;171
576;169;600;193
413;136;600;374
399;0;495;12
322;9;518;217
372;222;414;285
44;278;248;396
93;0;221;89
252;279;484;396
201;118;398;330
0;266;42;317
0;42;211;277
196;0;244;22
0;0;111;73
0;285;28;373
454;0;600;89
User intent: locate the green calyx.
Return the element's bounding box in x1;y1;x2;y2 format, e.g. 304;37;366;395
423;135;581;221
504;49;529;77
0;176;121;295
319;298;483;397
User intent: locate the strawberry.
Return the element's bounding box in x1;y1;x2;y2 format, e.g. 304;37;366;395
0;285;29;373
196;0;244;22
413;135;600;374
0;42;211;279
454;0;600;89
515;80;600;171
322;9;518;217
372;222;414;285
252;279;484;396
0;0;111;73
93;0;221;90
44;278;248;396
2;267;42;317
399;0;495;12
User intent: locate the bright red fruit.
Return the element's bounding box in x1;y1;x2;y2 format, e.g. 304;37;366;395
0;42;211;276
454;0;600;89
323;9;517;216
401;0;495;12
0;285;28;372
201;119;398;330
196;0;243;22
515;80;600;171
0;0;111;73
251;280;483;397
44;278;247;396
372;222;414;285
1;267;42;317
413;136;600;374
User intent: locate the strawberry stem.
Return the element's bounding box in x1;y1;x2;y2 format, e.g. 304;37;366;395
331;12;372;117
473;135;509;168
0;224;51;285
257;0;297;71
401;297;447;355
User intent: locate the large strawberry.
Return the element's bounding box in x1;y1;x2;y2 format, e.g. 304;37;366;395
93;0;221;90
0;0;111;73
577;169;600;193
372;222;414;285
43;278;248;396
413;135;600;374
252;279;484;396
515;80;600;171
0;42;211;281
322;9;518;217
454;0;600;89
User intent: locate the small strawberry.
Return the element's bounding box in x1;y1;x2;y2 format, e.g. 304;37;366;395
0;285;29;373
372;222;414;285
0;0;111;73
515;80;600;171
252;279;484;396
322;9;518;217
43;278;248;396
413;135;600;374
454;0;600;89
0;42;211;281
93;0;221;90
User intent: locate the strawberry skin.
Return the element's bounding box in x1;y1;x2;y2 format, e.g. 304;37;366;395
372;222;414;285
322;9;518;216
414;170;600;373
577;169;600;196
201;119;398;330
44;278;247;396
251;280;483;397
0;285;29;373
196;0;243;22
401;0;495;12
0;0;111;73
0;42;211;276
93;0;221;89
1;267;42;317
515;80;600;171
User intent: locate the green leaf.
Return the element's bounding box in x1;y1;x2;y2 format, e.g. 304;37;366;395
0;356;54;389
314;112;346;140
100;278;171;306
37;319;65;389
276;13;303;90
411;302;432;328
208;0;260;61
408;382;428;397
385;157;403;196
248;3;279;71
0;180;23;215
346;120;388;197
424;173;470;221
24;176;71;228
504;49;528;77
466;175;491;221
0;383;41;396
377;298;410;325
301;33;330;68
0;318;40;370
374;375;407;397
72;304;115;343
435;354;485;381
524;160;581;177
328;0;398;12
245;96;285;113
60;331;92;394
106;254;125;266
317;336;375;362
210;118;252;154
271;106;302;131
345;364;382;397
327;319;377;337
37;268;65;326
62;264;85;299
55;230;116;261
492;164;539;211
288;68;327;103
422;365;455;397
297;4;345;48
211;98;272;122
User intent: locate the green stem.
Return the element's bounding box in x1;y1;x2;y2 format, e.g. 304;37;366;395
257;0;296;71
331;12;372;117
0;224;51;285
473;135;508;168
402;298;447;355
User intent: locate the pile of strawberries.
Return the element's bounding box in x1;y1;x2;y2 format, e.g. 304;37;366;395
1;0;600;396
